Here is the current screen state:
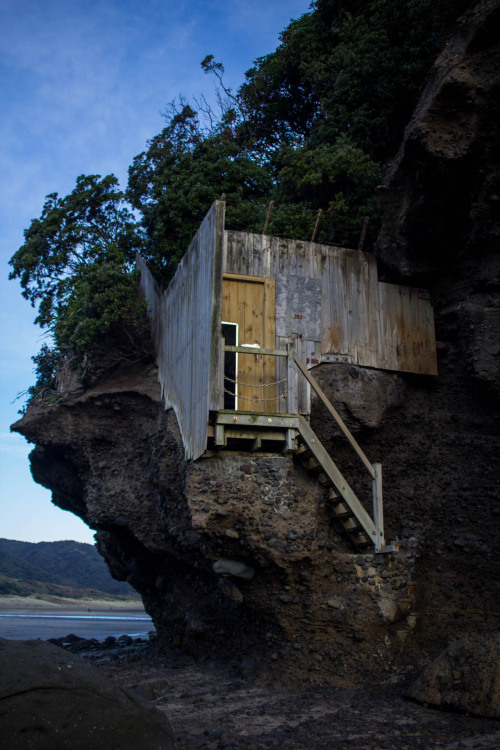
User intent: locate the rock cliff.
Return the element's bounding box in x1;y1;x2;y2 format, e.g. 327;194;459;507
12;0;500;688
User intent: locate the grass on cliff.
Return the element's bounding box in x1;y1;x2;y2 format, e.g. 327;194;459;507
0;573;141;604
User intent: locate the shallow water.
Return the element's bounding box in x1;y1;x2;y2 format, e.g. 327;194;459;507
0;610;154;640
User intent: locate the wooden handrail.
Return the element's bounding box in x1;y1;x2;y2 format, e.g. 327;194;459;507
297;415;377;541
293;356;376;480
223;345;287;357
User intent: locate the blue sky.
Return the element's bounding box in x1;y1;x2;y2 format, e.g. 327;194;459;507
0;0;311;544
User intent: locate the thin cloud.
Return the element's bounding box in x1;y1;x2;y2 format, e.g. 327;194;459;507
0;0;312;543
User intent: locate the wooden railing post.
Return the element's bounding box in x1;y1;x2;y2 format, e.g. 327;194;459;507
293;356;376;479
292;355;392;553
372;462;384;552
287;341;297;414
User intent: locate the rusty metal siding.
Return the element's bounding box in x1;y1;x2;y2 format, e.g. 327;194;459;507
137;201;225;460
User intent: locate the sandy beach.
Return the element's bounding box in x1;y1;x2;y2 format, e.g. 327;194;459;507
0;595;152;640
0;594;145;612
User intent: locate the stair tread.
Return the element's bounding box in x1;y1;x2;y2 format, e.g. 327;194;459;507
295;415;380;554
296;444;311;455
344;525;364;534
329;496;343;506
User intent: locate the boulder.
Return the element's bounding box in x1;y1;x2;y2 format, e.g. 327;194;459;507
213;559;255;580
0;638;175;749
406;633;500;718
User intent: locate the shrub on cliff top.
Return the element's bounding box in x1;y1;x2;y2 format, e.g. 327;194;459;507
9;174;149;403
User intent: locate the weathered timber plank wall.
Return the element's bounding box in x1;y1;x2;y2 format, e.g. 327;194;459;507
138;205;437;454
137;201;225;460
378;283;437;374
223;230;437;378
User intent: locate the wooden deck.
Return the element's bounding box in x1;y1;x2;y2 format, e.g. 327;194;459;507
208;408;395;554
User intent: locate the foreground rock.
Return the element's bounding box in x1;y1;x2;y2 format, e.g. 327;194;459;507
407;633;500;718
0;638;175;749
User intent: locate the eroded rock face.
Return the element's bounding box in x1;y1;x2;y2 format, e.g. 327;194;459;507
13;360;416;680
376;0;500;281
13;325;498;685
407;633;500;718
10;0;500;688
0;638;175;750
376;1;500;405
312;364;407;431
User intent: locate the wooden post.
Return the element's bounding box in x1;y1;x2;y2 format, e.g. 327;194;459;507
219;331;226;410
357;216;369;252
372;462;384;552
285;428;296;452
286;341;297;414
311;208;323;243
293;356;376;479
262;200;274;235
215;424;226;446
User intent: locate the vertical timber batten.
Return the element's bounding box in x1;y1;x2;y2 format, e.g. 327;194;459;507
209;202;225;411
223;230;437;378
137;201;225;460
138;207;437;460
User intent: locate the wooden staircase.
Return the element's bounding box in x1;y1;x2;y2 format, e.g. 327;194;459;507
295;417;377;551
212;347;396;554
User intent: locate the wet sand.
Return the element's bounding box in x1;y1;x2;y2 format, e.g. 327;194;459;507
97;650;500;750
0;596;152;640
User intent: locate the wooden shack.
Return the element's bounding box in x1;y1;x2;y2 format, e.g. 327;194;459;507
137;200;437;459
137;199;437;552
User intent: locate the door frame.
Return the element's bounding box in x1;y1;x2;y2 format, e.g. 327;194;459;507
221;273;276;412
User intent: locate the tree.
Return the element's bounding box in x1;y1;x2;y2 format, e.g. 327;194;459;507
9;175;149;401
12;0;469;404
9;174;144;340
128;1;468;262
127;102;273;284
239;0;470;160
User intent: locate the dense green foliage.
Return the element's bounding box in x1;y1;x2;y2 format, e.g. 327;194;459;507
9;176;149;400
9;174;146;348
239;0;468;159
128;102;274;282
128;0;467;283
10;0;467;398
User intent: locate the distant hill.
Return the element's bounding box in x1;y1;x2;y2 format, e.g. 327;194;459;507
0;539;139;599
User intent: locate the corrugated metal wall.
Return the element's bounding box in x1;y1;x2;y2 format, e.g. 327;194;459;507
137;201;224;460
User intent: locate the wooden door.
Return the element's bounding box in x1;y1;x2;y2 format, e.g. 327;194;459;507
222;274;276;412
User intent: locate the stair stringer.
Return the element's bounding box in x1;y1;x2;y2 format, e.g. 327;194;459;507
297;416;377;548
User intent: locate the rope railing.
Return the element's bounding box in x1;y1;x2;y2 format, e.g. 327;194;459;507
223;387;287;404
223;344;288;409
223;374;288;389
223;373;288;404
